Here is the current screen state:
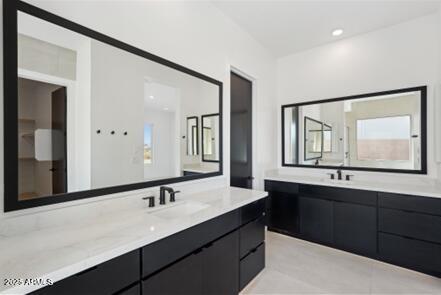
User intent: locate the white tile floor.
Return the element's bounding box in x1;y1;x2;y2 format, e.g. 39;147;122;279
242;231;441;295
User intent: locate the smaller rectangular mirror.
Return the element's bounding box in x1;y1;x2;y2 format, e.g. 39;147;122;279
186;117;199;156
202;114;220;162
304;116;323;161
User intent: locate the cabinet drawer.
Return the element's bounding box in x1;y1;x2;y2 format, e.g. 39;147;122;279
142;209;239;277
379;208;441;244
265;180;299;194
34;250;140;295
240;216;265;258
240;243;265;290
241;198;266;225
300;184;377;206
379;233;441;276
379;193;441;216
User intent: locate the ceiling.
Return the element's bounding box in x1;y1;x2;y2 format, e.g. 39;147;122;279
212;1;440;57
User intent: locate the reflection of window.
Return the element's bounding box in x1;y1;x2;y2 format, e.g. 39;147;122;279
144;123;153;164
203;127;213;155
323;124;332;153
356;116;411;161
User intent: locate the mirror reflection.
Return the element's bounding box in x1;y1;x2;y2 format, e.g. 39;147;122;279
17;12;220;201
283;88;424;171
186;117;199;156
202;114;220;162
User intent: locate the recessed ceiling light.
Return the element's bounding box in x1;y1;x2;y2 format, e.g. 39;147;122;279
149;95;154;99
163;107;169;111
332;29;343;37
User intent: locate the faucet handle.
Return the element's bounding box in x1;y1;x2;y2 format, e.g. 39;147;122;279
326;173;335;180
170;191;181;202
345;175;354;181
143;196;155;207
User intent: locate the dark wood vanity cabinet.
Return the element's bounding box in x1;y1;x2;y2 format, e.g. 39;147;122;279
31;199;266;295
265;181;300;234
265;180;441;278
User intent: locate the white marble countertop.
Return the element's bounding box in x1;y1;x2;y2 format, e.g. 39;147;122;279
265;173;441;199
0;187;267;294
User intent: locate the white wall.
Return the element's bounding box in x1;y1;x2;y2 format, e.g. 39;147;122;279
277;13;440;183
0;0;277;218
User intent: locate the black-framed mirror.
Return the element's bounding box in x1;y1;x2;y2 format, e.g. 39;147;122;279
282;86;427;174
186;117;199;156
3;0;223;211
201;113;220;162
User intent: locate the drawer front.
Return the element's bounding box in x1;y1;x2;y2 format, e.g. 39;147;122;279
379;208;441;244
34;250;140;295
239;243;265;290
379;193;441;216
300;184;377;206
240;216;265;258
142;209;239;277
241;198;266;225
265;180;299;194
379;233;441;276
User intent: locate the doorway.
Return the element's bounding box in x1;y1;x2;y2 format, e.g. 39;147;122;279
230;72;253;188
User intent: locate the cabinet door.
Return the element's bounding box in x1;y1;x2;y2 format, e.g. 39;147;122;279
268;191;299;234
142;250;203;295
299;196;333;244
202;230;240;295
334;202;377;256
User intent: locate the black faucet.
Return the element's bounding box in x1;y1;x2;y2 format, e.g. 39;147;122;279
336;169;342;180
159;186;180;205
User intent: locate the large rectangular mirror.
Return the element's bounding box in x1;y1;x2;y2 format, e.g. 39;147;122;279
282;87;427;174
4;2;222;211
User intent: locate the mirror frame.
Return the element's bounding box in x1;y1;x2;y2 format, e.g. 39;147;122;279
201;113;220;163
281;86;427;174
3;0;223;212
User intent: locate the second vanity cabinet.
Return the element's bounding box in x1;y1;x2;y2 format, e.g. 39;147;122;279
265;179;441;278
266;180;377;257
31;198;266;295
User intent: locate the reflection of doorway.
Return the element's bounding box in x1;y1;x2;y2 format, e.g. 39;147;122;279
230;72;253;189
18;78;67;200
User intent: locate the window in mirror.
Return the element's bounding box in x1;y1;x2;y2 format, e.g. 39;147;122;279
323;124;332;153
282;86;426;173
356;116;411;161
186;117;199;156
144;123;153;164
202;114;220;162
5;7;222;211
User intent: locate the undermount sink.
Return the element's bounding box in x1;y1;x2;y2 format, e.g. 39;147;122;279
149;201;209;220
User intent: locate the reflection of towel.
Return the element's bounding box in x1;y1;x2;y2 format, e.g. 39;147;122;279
35;129;64;161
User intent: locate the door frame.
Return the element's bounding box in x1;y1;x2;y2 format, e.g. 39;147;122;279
18;69;77;192
229;66;256;189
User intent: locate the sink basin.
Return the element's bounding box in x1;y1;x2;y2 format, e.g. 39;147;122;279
149;201;209;220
